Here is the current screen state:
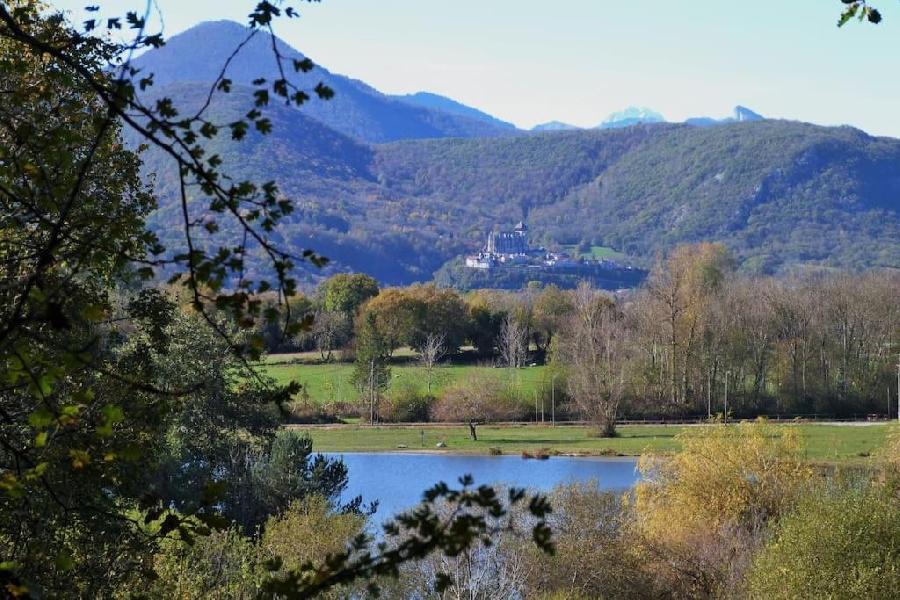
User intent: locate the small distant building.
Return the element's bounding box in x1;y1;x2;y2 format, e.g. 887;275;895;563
543;252;579;269
465;253;495;269
486;221;529;255
466;222;534;269
459;222;645;288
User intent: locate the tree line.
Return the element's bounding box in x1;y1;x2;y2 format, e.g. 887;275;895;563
264;244;899;437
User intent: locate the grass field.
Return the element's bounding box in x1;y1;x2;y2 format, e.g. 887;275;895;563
288;422;896;463
562;244;627;262
264;361;553;405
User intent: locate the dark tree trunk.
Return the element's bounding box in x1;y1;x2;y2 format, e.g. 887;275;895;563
468;422;478;441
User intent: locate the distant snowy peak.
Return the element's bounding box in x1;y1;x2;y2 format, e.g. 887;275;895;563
598;106;666;129
686;106;765;127
532;121;581;132
733;105;764;122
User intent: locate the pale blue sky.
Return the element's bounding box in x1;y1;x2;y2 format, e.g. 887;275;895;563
53;0;900;136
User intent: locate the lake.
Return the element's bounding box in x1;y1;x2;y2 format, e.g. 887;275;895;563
326;452;641;526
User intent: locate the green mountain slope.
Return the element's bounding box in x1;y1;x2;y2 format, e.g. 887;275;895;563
137;81;900;286
529;121;900;271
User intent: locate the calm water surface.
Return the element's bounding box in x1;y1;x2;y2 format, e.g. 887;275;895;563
326;452;640;525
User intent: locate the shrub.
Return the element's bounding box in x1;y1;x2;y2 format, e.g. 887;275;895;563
747;486;900;599
381;383;432;422
431;372;526;439
521;482;657;599
634;420;814;598
150;528;263;599
261;496;366;573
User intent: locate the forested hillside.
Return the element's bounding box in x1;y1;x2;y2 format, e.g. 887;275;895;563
134;22;900;287
530;121;900;272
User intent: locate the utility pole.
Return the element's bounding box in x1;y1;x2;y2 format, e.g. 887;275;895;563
724;370;730;425
369;359;375;425
551;375;556;426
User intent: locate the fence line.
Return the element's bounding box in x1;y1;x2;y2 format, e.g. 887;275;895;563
287;414;895;429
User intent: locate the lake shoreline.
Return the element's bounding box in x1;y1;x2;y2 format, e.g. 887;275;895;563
322;448;642;460
288;422;893;464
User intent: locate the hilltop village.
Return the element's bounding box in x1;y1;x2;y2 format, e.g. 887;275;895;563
466;221;635;277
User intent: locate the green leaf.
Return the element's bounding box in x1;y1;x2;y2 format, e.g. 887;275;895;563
157;514;181;537
81;303;105;321
28;408;54;429
97;403;124;437
55;550;75;571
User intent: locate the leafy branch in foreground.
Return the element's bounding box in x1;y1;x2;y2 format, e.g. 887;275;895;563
0;0;339;595
0;1;331;355
261;476;554;598
837;0;883;26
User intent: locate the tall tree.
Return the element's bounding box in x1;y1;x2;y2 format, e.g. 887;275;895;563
319;273;379;317
419;332;446;395
499;314;528;369
556;283;626;437
352;312;391;423
646;243;732;406
532;284;573;359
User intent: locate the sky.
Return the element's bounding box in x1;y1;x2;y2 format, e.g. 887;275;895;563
52;0;900;137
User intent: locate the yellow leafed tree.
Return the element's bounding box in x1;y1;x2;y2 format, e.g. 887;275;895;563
633;420;814;598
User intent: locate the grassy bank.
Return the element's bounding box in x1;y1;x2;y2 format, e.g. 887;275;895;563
287;422;894;463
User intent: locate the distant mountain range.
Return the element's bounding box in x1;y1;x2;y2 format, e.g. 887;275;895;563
131;21;900;286
532;106;766;132
131;21;514;143
686;105;765;127
532;121;580;132
598;106;666;129
392;92;517;131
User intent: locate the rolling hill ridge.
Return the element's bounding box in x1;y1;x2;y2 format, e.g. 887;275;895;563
133;22;900;287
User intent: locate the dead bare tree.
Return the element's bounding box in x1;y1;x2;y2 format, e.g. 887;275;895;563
310;310;349;362
499;314;528;369
419;332;446;394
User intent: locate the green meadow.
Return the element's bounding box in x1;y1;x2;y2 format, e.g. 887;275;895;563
561;244;628;261
264;359;555;406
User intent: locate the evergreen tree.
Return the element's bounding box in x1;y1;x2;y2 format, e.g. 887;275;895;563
352;313;392;423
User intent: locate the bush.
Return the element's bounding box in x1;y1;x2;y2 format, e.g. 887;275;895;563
634;420;814;598
431;372;526;423
148;497;367;599
286;398;342;424
150;528;264;599
261;496;366;574
521;483;657;599
747;485;900;599
381;383;432;422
